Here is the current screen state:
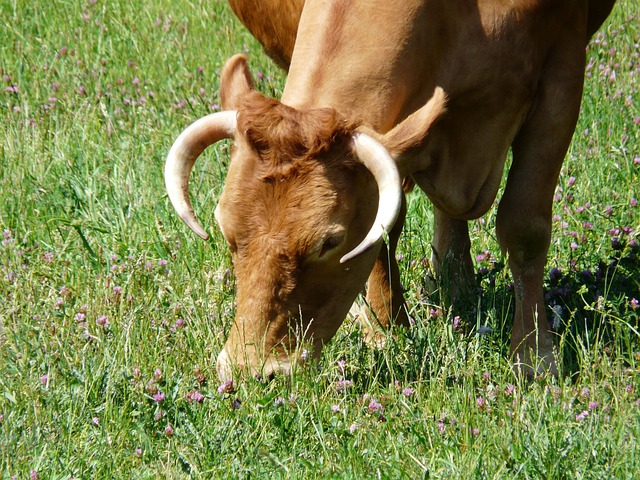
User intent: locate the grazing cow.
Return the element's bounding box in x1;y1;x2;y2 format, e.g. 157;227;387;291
166;0;616;381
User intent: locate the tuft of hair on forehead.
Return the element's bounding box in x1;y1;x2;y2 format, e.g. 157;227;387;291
237;91;359;170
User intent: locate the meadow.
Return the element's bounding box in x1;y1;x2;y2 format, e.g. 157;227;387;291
0;0;638;478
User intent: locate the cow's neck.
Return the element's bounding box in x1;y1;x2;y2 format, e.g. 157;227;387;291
282;0;434;133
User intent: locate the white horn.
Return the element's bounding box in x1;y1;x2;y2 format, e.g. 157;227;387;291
165;110;237;239
340;133;403;263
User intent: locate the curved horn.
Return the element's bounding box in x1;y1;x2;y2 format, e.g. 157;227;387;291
165;110;237;239
340;133;403;263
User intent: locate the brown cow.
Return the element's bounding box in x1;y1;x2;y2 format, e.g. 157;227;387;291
166;0;616;381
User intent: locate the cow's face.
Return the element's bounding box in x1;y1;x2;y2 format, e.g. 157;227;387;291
214;118;381;380
165;54;445;382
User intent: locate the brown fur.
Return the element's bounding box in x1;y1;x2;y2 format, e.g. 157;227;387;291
237;91;359;175
227;0;304;70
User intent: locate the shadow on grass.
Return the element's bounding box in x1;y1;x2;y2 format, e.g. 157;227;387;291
469;240;640;379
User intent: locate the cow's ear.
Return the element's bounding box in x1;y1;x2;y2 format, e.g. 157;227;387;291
382;87;447;160
220;54;256;111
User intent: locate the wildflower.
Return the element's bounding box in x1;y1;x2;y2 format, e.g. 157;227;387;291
437;420;445;433
59;285;71;297
452;316;461;330
273;397;285;406
580;387;590;400
153;392;165;402
476;396;486;409
132;365;141;379
158;259;168;267
335;379;353;392
218;380;234;394
368;400;383;413
174;318;185;329
337;359;346;372
631;198;638;207
567;176;576;187
349;422;359;434
154;369;163;382
40;374;49;385
30;470;38;480
504;384;515;397
331;404;341;413
576;410;589;421
402;387;414;397
135;448;142;457
2;229;10;239
113;285;123;295
96;315;109;328
43;252;54;262
470;427;480;436
630;298;639;310
185;391;204;403
164;424;174;437
588;401;599;411
232;398;242;409
92;417;100;426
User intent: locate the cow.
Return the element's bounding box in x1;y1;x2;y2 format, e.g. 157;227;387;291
165;0;617;381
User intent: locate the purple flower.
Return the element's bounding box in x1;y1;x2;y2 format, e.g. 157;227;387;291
476;396;486;409
368;400;383;413
331;404;341;413
402;387;414;397
132;365;141;379
92;417;100;426
113;285;123;295
567;176;576;187
504;384;515;397
154;369;163;382
335;379;353;392
75;312;86;322
40;374;49;385
96;315;109;327
185;391;204;403
153;392;165;402
437;420;445;433
218;380;234;394
135;448;142;457
164;424;174;437
580;387;590;399
576;410;589;421
588;401;599;411
2;229;10;239
30;470;38;480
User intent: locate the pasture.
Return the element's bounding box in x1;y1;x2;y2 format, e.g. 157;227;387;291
0;0;639;477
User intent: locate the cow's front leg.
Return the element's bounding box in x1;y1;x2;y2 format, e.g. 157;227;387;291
429;208;475;307
358;194;410;339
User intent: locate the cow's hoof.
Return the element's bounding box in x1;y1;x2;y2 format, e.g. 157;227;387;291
348;300;388;348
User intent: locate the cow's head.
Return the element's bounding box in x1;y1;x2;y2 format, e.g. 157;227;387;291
165;55;445;381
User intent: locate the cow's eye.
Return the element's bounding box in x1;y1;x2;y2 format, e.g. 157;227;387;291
318;234;345;258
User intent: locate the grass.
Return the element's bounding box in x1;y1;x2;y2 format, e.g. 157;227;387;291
0;0;638;478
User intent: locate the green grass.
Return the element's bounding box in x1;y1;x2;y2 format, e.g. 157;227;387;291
0;0;639;478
